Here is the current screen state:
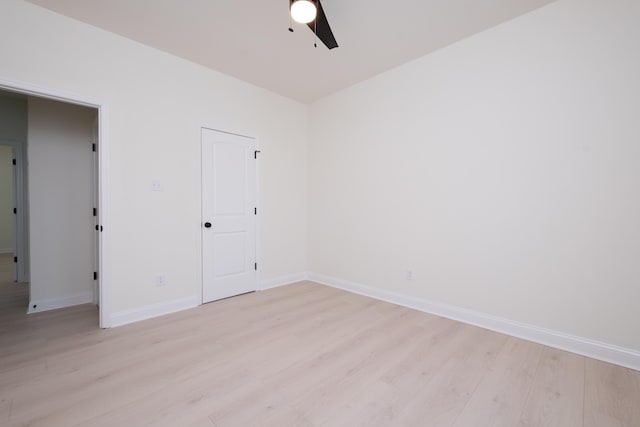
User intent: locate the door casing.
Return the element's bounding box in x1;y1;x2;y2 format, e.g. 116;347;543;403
0;77;111;328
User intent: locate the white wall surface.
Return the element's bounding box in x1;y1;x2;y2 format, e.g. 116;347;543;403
0;92;27;256
0;91;27;277
0;145;14;253
0;91;27;142
0;0;308;315
27;97;95;303
309;0;640;351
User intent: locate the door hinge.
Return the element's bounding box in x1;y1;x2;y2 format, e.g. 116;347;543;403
93;208;97;217
254;207;257;215
254;262;257;271
93;271;98;280
92;143;96;152
13;208;17;214
254;150;260;159
12;159;16;165
14;256;17;263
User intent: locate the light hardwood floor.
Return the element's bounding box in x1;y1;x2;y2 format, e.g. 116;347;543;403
1;254;639;426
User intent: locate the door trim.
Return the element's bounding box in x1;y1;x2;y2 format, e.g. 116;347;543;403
0;76;112;328
200;126;260;304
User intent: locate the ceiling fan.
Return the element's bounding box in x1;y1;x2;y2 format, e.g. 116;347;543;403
289;0;339;49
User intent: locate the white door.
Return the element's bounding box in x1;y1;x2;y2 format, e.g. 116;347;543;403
11;147;18;282
201;128;257;303
92;117;100;305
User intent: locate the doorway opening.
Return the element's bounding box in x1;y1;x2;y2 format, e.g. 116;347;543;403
0;145;17;283
0;79;110;328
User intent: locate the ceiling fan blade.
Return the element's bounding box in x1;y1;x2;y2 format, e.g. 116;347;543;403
289;0;339;49
307;0;338;49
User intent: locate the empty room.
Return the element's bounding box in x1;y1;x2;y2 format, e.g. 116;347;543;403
0;0;639;426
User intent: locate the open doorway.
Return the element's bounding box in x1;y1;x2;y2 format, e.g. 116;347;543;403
0;81;109;328
26;96;98;315
0;145;16;282
0;143;29;315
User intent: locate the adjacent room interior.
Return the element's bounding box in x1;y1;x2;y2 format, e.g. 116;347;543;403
0;0;639;425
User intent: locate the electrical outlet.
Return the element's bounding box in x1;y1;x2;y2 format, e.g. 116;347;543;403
155;275;166;287
406;270;413;281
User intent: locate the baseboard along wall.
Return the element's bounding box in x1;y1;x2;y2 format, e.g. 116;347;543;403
306;272;640;372
110;295;200;327
28;291;94;314
259;272;308;290
98;271;640;371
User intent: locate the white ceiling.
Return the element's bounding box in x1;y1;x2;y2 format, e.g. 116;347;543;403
25;0;555;103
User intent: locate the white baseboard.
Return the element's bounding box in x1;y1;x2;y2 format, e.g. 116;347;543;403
0;248;13;254
28;291;94;314
109;273;309;328
259;272;308;290
110;295;200;327
307;272;640;372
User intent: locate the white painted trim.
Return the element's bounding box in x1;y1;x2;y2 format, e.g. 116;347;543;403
259;272;308;290
198;127;204;305
254;138;261;296
0;248;13;254
28;291;94;314
110;295;200;327
307;272;640;372
97;104;111;328
0;76;111;328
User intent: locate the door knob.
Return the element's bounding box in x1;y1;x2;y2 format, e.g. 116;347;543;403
204;222;212;228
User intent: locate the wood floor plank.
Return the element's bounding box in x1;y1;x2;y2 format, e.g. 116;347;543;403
288;322;428;424
318;323;501;427
451;337;544;427
0;397;10;424
380;321;493;392
8;295;355;425
1;270;638;427
206;380;300;427
186;418;217;427
389;328;508;427
584;358;640;427
75;364;254;427
518;347;584;427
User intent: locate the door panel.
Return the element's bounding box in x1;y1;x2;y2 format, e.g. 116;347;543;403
214;143;246;215
214;232;246;277
202;128;257;303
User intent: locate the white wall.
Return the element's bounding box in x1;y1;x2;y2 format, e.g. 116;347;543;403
0;145;13;253
0;91;27;142
27;97;96;306
0;91;27;278
0;91;27;256
309;0;640;352
0;0;308;317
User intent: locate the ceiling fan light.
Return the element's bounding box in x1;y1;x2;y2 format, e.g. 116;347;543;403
291;0;317;24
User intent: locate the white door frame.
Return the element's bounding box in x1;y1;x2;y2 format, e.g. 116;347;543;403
0;77;112;328
200;126;260;304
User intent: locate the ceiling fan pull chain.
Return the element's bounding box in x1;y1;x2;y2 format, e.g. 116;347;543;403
289;5;294;32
